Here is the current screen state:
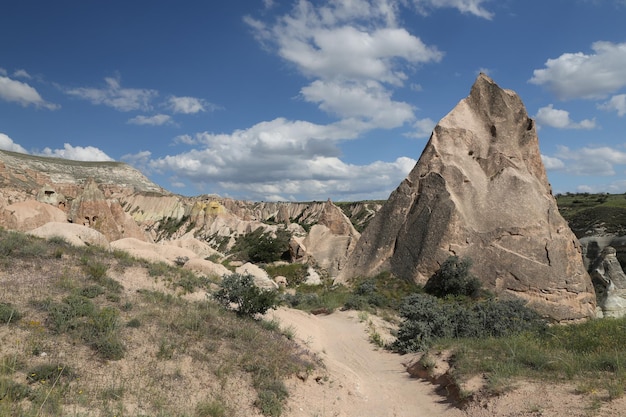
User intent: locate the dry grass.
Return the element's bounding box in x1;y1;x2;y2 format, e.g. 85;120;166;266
0;229;314;416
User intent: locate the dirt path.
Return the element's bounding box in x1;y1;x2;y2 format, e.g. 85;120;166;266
268;308;465;417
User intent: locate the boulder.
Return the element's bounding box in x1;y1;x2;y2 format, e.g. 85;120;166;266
0;200;67;231
28;222;110;248
299;199;360;276
235;262;279;290
183;258;230;278
339;74;595;321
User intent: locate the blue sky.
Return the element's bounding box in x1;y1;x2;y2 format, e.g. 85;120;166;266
1;0;626;201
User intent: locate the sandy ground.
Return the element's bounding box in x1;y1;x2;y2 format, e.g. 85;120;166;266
269;308;626;417
268;308;465;417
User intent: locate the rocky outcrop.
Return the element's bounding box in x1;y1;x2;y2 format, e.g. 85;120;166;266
291;200;360;276
0;200;67;231
28;222;110;248
0;149;166;196
339;74;595;321
589;246;626;318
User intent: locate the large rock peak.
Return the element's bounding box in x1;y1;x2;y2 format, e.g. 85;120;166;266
340;74;595;321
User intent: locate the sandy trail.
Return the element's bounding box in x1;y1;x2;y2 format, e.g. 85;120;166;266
268;308;465;417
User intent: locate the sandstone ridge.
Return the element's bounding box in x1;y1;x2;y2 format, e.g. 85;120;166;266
339;74;595;321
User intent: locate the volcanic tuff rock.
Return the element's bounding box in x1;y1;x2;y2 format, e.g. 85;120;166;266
589;246;626;318
339;74;595;321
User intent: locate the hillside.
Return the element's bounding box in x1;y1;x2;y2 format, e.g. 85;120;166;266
0;229;314;416
556;192;626;238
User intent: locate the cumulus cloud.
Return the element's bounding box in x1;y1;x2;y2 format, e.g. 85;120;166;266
244;0;443;130
168;96;217;114
540;154;565;170
549;145;626;176
0;75;58;109
534;105;596;129
148;118;415;200
39;143;114;162
0;133;29;154
411;0;494;19
301;80;414;128
529;41;626;100
599;94;626;116
127;114;173;126
65;76;158;111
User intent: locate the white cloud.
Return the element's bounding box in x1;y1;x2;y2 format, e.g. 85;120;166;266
599;94;626;116
0;133;28;154
0;68;6;76
168;96;216;114
127;114;173;126
0;76;58;109
540;154;565;170
534;105;596;129
148;117;416;200
65;76;158;111
574;180;626;195
245;0;443;131
39;143;114;162
549;145;626;176
301;80;414;128
529;41;626;100
411;0;494;19
13;69;32;79
269;21;443;84
406;118;436;139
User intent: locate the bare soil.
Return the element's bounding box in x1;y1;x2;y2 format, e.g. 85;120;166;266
270;308;626;417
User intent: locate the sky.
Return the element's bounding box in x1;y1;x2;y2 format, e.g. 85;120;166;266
1;0;626;202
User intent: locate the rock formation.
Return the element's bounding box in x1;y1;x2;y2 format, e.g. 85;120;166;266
589;246;626;317
293;199;360;276
339;74;595;321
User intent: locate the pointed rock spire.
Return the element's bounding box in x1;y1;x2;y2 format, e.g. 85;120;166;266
339;74;595;321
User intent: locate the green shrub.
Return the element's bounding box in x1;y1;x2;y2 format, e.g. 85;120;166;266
232;229;291;264
27;363;74;384
255;380;288;416
195;399;227;417
0;377;31;401
423;256;482;299
391;293;546;353
0;231;47;258
80;284;105;298
215;274;279;317
0;302;22;324
264;263;308;287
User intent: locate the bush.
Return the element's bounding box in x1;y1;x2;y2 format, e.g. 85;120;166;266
423;256;482;298
0;302;22;324
232;229;291;264
391;293;547;353
26;363;74;384
215;274;279;317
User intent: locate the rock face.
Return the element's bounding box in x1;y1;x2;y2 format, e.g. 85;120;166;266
339;74;595;321
589;246;626;318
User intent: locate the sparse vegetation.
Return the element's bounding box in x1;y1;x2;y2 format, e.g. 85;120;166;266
0;229;313;416
215;273;279;317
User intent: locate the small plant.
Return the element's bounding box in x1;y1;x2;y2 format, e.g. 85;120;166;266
80;284;105;298
0;302;22;324
195;399;227;417
0;377;31;401
126;318;141;328
423;256;482;299
27;363;74;384
215;274;279;317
